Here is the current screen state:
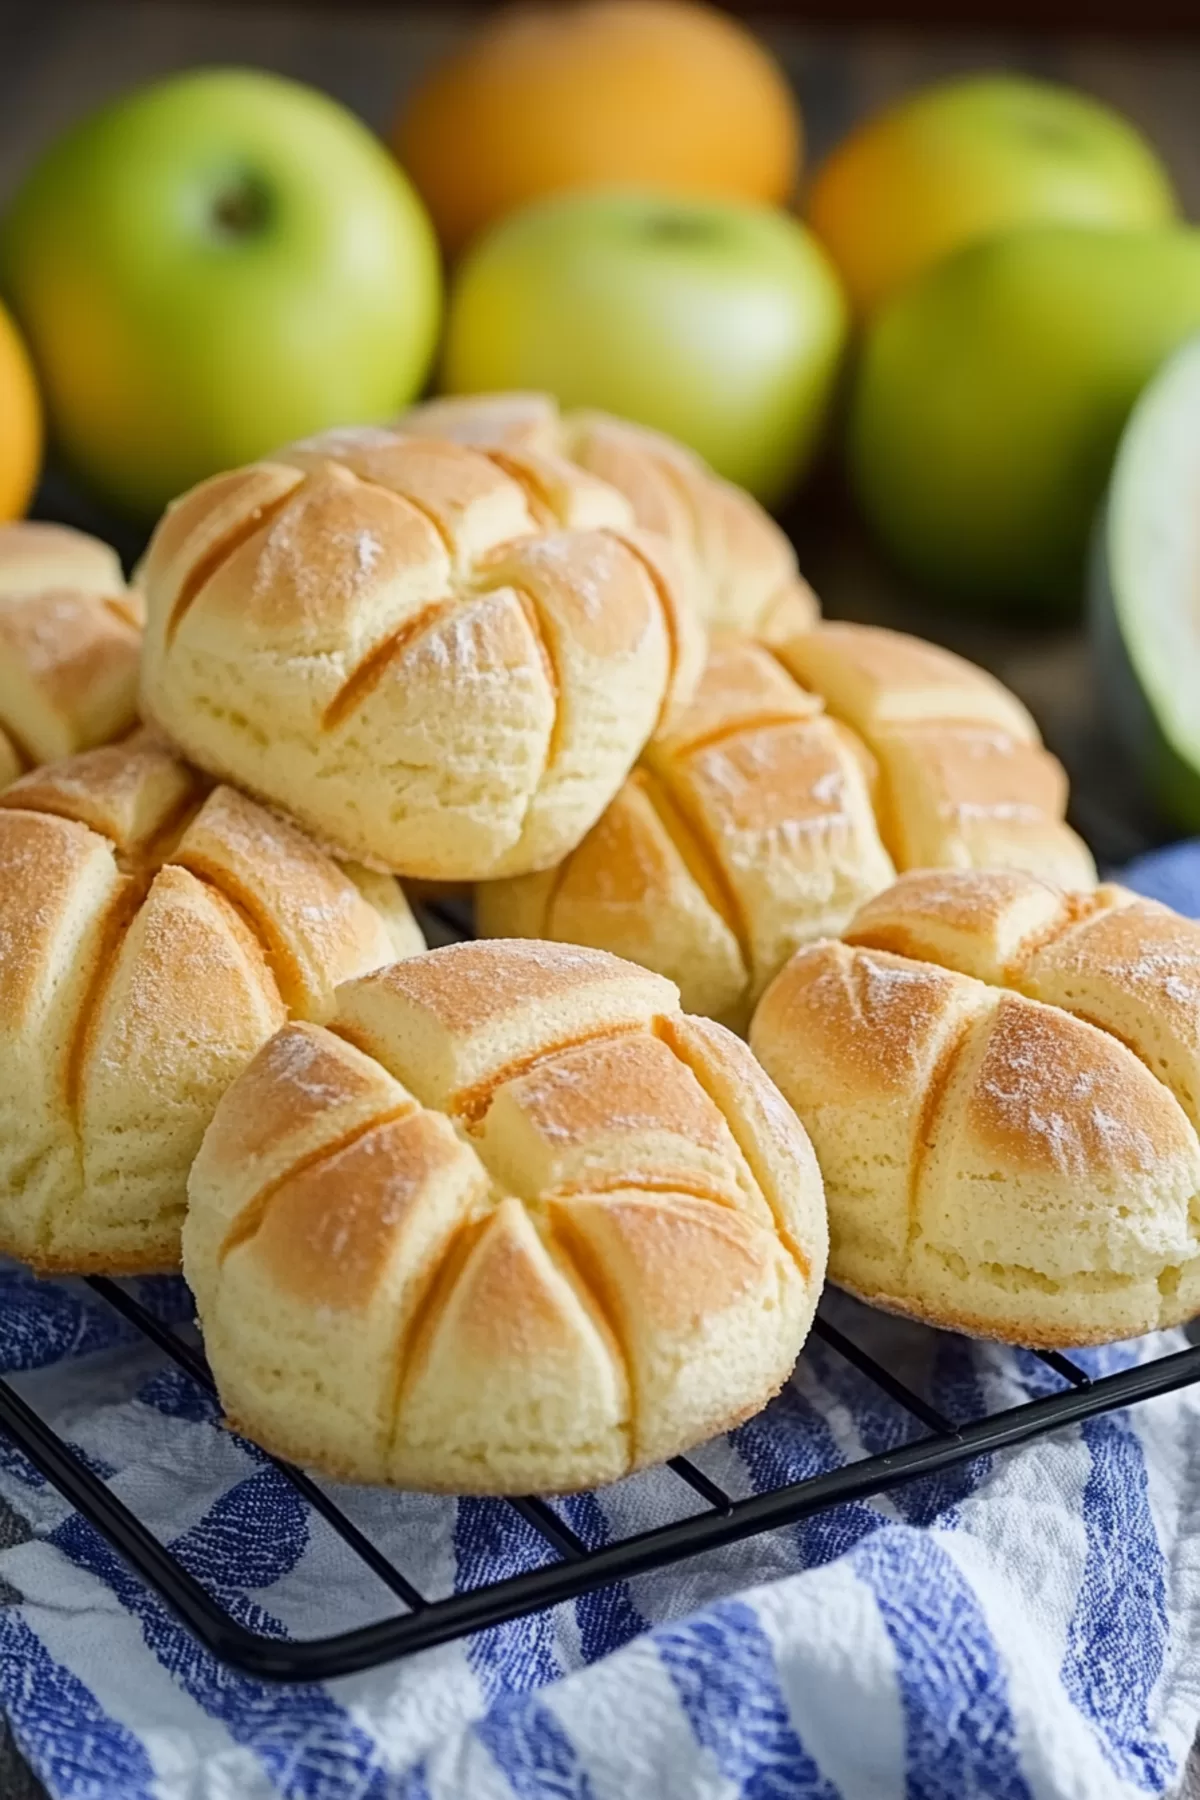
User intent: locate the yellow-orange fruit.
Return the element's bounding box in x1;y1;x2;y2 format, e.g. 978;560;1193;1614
808;75;1176;321
0;300;42;520
394;1;802;253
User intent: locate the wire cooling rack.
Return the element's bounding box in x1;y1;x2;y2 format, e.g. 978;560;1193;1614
3;1275;1200;1683
2;899;1200;1683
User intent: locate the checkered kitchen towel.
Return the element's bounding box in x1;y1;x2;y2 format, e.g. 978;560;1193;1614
3;840;1200;1800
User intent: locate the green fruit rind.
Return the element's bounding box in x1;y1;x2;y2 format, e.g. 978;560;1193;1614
850;225;1200;616
1090;332;1200;832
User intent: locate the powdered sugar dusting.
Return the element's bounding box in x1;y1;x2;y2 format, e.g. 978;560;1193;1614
802;948;952;1062
263;1024;359;1109
407;593;527;685
355;531;383;575
950;800;1044;823
962;731;1021;758
510;531;626;622
250;486;420;629
693;736;850;831
1046;908;1200;1013
1;592;108;674
977;999;1168;1177
285;424;401;457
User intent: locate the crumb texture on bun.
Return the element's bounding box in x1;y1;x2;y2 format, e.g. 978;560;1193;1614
185;937;827;1493
751;868;1200;1345
0;734;421;1274
138;427;705;881
0;521;141;786
479;623;1095;1026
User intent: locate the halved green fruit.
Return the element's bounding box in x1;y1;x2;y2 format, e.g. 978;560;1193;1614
1091;333;1200;832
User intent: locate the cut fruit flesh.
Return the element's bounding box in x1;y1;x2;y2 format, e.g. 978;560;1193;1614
1091;332;1200;832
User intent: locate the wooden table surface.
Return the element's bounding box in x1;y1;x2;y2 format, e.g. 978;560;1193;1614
1;7;1199;1796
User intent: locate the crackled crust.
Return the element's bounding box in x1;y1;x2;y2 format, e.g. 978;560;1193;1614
752;876;1200;1346
138;428;706;881
184;939;828;1493
0;736;422;1273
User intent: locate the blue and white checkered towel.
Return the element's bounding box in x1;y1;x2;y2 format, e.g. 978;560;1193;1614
3;841;1200;1800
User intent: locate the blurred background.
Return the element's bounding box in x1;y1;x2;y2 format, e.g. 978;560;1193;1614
2;0;1199;873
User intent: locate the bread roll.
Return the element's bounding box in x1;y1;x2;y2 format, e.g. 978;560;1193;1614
0;736;422;1274
0;521;141;786
138;430;704;881
751;875;1200;1344
184;939;827;1493
478;625;1095;1028
776;624;1093;883
399;392;819;641
848;868;1200;1134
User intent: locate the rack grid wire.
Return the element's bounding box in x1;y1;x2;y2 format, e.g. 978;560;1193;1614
2;898;1199;1684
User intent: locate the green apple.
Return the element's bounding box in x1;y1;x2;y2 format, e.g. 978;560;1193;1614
1092;332;1200;830
0;69;442;517
440;186;848;506
850;224;1200;615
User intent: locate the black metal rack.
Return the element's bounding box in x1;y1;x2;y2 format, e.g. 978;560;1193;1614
3;900;1200;1683
2;1272;1199;1683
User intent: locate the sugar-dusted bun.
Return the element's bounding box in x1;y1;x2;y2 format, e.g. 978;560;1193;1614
138;430;704;881
847;868;1200;1136
0;736;422;1274
751;884;1200;1345
773;623;1096;887
185;939;827;1493
400;392;819;641
0;521;142;785
478;625;1094;1027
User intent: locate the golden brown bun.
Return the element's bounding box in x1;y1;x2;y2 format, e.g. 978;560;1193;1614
138;430;705;882
773;624;1096;888
847;868;1200;1138
0;735;422;1274
399;393;819;640
184;939;827;1493
751;885;1200;1345
478;625;1095;1027
0;521;142;784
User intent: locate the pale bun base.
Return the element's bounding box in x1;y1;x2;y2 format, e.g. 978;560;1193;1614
215;1374;796;1496
831;1250;1200;1349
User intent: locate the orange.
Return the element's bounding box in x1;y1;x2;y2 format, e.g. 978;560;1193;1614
0;298;41;519
394;0;801;254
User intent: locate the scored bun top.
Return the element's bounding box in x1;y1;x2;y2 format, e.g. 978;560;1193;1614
184;937;827;1494
399;391;819;642
0;521;142;785
847;867;1200;1137
0;734;422;1275
478;624;1096;1028
138;428;705;881
751;869;1200;1346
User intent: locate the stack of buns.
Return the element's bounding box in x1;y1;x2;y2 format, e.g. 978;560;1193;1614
752;869;1200;1346
0;521;142;787
5;394;1191;1493
0;734;421;1274
138;426;704;880
478;624;1095;1026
